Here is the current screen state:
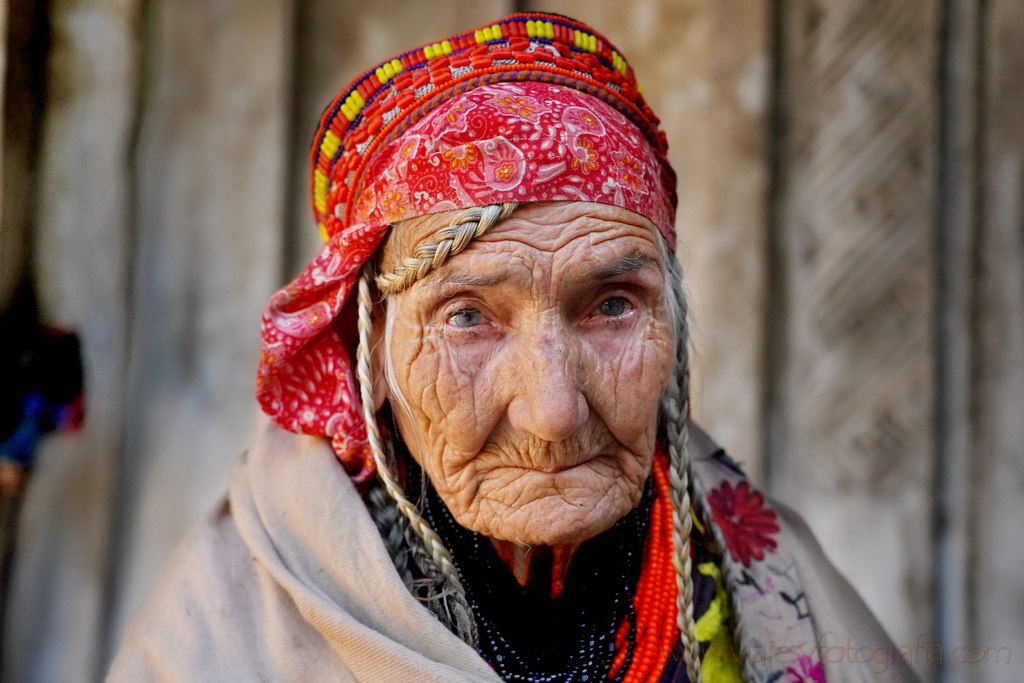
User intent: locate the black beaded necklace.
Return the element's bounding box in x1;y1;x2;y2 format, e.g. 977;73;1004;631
422;484;652;683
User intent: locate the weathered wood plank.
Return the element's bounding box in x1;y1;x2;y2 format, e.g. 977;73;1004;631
771;0;938;673
971;1;1024;680
4;1;137;682
285;0;512;274
522;0;772;482
0;0;42;311
105;0;293;655
0;0;10;309
934;0;980;677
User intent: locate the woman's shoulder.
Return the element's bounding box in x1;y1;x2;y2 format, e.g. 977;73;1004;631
687;424;919;682
107;423;500;683
106;489;296;682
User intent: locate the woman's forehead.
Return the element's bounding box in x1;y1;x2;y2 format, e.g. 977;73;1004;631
381;201;663;274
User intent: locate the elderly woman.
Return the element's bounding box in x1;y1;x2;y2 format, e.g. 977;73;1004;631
110;13;916;683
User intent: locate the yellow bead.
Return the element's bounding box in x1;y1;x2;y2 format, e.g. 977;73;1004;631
320;130;341;158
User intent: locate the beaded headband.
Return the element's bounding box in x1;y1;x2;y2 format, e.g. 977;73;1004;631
257;13;678;478
311;12;676;244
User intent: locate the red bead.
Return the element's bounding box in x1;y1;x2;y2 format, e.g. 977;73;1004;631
554;57;577;71
412;72;431;90
396;91;415;109
392;71;413;90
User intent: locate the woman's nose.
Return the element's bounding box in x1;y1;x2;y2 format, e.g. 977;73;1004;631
506;332;589;442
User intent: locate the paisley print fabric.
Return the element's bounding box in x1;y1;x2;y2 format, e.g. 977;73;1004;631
357;82;674;239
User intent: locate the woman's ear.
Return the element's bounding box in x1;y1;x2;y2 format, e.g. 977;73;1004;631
369;299;388;410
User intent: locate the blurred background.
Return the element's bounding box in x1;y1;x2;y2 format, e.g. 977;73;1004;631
1;0;1021;681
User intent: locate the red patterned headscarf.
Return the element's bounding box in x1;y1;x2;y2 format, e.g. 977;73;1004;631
257;13;677;481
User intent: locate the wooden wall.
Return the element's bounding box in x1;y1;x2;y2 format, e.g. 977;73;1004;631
1;1;1021;681
4;2;136;681
973;0;1024;680
772;0;939;654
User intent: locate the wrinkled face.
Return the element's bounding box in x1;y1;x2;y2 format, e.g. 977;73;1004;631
376;202;675;546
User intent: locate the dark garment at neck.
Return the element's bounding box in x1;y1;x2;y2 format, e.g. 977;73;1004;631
423;483;652;682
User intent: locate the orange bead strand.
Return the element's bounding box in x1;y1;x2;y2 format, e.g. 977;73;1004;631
608;451;682;681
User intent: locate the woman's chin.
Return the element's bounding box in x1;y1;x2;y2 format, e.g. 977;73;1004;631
450;473;643;546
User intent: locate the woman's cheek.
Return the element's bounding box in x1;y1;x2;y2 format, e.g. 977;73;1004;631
585;319;672;440
644;321;675;396
424;332;505;453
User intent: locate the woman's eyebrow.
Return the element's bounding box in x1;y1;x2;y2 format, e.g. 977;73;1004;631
581;250;658;282
433;265;511;288
429;250;657;289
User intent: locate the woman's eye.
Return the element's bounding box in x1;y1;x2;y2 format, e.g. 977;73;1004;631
596;296;631;317
449;307;484;328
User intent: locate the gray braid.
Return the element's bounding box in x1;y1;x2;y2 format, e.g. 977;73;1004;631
376;203;517;294
364;463;476;634
356;273;478;646
661;249;704;683
356;203;518;644
365;479;416;586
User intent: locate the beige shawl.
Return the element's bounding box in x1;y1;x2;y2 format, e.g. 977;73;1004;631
108;421;917;682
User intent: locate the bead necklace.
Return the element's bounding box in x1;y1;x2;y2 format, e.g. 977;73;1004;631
609;451;680;682
423;479;650;682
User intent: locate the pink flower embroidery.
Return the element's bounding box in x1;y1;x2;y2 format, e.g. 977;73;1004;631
492;94;540;120
494;162;517;183
442;144;479;170
562;105;607;138
612;150;645;190
352;183;377;222
478;136;526;191
380;189;408;222
431;100;478;136
786;655;826;682
571;138;600;173
707;480;780;567
399;136;420;160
